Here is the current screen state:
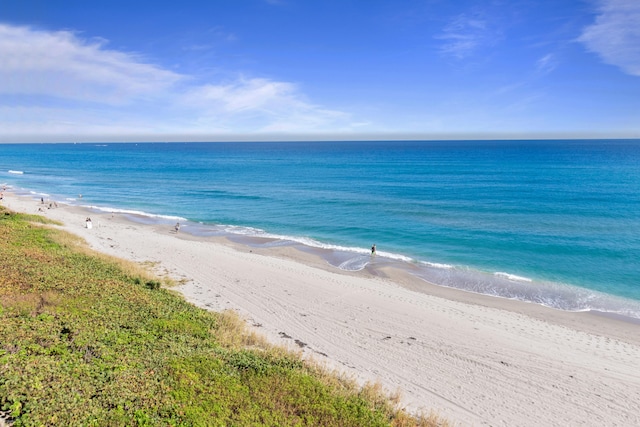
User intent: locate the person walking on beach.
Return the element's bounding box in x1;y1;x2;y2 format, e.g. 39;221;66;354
175;222;180;233
371;244;376;256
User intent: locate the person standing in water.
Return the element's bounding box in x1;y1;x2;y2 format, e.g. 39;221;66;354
371;244;376;256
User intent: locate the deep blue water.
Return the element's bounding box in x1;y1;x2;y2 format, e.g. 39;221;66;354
2;140;640;318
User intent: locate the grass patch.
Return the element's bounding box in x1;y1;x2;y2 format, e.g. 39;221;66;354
0;206;448;426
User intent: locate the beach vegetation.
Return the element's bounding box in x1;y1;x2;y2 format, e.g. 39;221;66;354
0;206;448;426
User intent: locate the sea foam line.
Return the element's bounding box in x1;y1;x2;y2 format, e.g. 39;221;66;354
494;272;533;282
420;260;455;269
219;225;414;262
84;205;187;222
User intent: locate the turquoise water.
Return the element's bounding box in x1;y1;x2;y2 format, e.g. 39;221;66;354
2;140;640;318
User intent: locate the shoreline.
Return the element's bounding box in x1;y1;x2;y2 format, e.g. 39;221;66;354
3;192;640;426
8;186;640;321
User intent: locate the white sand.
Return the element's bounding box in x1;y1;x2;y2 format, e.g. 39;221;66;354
3;193;640;426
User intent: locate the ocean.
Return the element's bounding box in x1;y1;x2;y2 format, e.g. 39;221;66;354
2;140;640;319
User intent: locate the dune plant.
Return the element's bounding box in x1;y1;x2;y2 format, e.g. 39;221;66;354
0;206;447;426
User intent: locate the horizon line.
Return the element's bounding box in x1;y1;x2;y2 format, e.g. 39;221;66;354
2;131;640;144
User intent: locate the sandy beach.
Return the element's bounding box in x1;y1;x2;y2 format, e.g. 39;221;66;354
3;193;640;426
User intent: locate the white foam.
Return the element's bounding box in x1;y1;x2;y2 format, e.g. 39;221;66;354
8;170;24;174
338;256;369;271
494;272;533;282
85;205;187;222
222;224;269;236
215;225;415;263
420;261;454;269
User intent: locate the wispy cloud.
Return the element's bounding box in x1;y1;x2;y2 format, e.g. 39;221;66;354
0;23;354;140
436;11;502;59
536;53;558;75
0;24;182;104
578;0;640;76
181;78;350;132
184;78;300;113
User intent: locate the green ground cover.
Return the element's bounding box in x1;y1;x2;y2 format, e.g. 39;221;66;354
0;206;445;426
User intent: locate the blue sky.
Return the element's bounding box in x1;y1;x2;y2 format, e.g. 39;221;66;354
1;0;639;141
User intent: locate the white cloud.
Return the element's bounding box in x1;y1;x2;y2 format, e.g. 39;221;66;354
0;23;355;139
578;0;640;76
436;11;501;59
185;78;299;113
0;24;183;104
181;78;350;133
536;53;558;75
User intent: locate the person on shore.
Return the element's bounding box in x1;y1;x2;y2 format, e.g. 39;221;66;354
371;244;376;256
86;217;92;229
175;222;180;233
